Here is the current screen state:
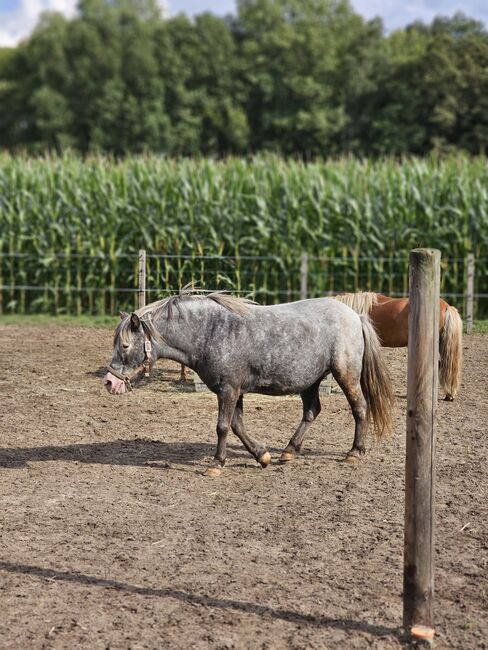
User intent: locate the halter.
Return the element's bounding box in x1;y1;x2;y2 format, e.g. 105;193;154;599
106;336;153;392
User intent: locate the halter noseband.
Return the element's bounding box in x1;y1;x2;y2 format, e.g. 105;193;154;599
107;337;153;392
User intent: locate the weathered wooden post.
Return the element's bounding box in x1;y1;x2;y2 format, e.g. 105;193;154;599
138;249;146;310
300;253;308;300
466;253;474;334
404;248;440;645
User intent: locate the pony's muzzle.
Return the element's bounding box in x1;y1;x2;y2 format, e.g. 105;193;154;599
103;372;126;395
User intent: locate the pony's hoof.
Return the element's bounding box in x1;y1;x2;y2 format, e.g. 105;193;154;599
279;451;296;463
258;451;271;468
204;466;222;477
443;394;454;402
345;453;360;465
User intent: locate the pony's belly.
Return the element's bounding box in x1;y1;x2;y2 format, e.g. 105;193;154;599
244;366;327;395
247;383;312;396
240;343;330;394
377;331;408;347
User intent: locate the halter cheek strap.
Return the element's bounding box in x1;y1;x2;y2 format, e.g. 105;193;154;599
107;337;153;392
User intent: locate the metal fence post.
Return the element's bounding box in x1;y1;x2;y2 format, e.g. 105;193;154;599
300;253;308;300
466;253;474;334
138;249;146;310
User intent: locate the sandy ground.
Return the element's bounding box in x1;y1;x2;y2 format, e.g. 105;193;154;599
0;324;486;649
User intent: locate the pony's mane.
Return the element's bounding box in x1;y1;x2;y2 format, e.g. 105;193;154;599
115;286;256;345
113;313;161;347
141;285;256;319
333;291;379;315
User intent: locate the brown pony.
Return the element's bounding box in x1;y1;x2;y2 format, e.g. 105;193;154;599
334;292;463;401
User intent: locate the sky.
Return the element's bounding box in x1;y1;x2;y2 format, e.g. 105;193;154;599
1;0;487;47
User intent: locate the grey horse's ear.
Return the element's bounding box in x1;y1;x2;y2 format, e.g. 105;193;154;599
120;311;129;319
130;313;140;330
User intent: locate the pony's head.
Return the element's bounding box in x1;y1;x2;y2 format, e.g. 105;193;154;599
104;312;157;394
103;288;254;394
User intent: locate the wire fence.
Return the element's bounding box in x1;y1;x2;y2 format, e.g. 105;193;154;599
0;252;486;319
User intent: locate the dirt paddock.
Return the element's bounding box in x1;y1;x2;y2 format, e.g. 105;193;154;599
0;325;486;649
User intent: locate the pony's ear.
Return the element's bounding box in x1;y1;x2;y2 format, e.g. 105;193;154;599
119;311;129;319
130;313;140;330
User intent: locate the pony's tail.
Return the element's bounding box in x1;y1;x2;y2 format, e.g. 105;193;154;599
360;315;395;439
439;306;463;400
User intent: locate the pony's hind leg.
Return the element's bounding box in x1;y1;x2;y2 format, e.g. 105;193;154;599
205;385;239;477
280;381;322;462
333;370;368;464
231;396;271;468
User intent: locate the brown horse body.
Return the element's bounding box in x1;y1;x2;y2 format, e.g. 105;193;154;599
334;292;463;401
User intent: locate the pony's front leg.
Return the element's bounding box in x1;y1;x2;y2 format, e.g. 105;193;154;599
205;386;239;477
231;396;271;468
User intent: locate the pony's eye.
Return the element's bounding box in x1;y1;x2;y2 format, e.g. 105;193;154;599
122;343;130;350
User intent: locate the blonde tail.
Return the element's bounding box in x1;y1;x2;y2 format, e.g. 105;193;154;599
360;315;395;438
439;306;463;400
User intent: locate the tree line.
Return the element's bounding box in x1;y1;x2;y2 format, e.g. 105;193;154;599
0;0;487;157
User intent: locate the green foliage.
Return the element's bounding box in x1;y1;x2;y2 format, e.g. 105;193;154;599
0;2;487;155
357;14;488;155
236;0;365;154
0;154;486;316
0;314;118;328
473;321;488;334
3;314;488;334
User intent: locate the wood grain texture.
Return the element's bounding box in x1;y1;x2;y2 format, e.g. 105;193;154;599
404;248;440;635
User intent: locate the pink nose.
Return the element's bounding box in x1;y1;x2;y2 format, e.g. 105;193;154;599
103;372;126;395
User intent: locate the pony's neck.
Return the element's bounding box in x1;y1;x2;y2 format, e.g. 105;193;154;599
153;299;209;369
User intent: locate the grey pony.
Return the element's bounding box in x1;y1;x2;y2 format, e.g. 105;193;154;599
104;290;395;476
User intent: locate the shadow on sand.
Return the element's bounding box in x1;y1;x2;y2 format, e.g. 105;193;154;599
0;439;344;470
0;439;212;470
0;559;401;641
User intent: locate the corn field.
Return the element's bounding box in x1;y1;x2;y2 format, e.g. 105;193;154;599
0;153;487;316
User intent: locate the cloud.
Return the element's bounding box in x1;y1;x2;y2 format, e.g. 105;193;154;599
352;0;488;30
0;0;77;47
168;0;235;16
0;0;169;47
1;0;486;47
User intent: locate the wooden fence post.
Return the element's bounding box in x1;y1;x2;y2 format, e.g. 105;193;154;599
466;253;474;334
138;249;146;310
403;248;440;645
300;253;308;300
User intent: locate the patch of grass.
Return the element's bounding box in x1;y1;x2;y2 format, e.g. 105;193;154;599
473;320;488;334
0;314;119;328
1;314;487;333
